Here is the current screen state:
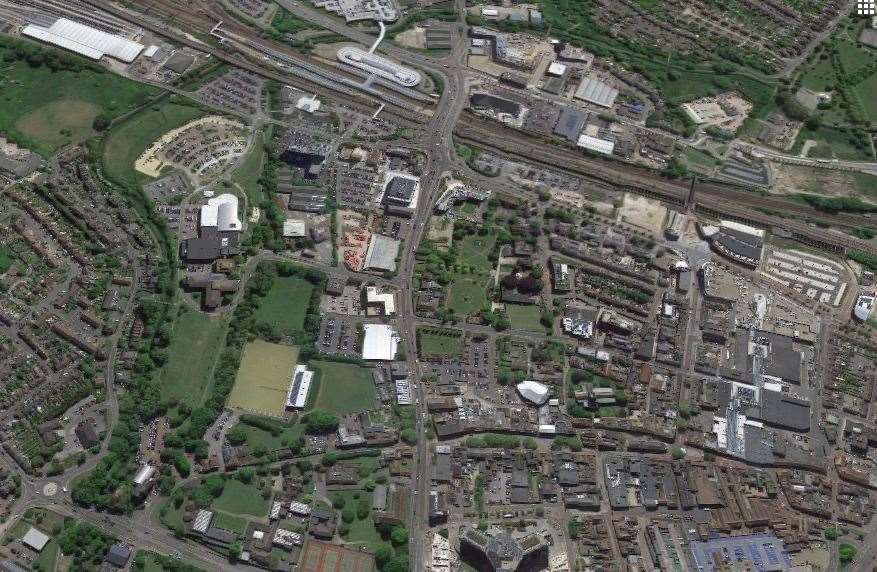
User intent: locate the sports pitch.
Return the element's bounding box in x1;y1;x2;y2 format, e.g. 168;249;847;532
300;539;375;572
227;340;298;417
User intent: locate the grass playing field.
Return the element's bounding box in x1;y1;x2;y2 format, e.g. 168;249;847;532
211;510;249;534
158;309;227;403
0;37;160;156
252;275;315;334
417;327;464;358
212;479;271;516
506;304;545;333
101;99;205;189
307;360;376;415
447;275;489;315
228;340;299;416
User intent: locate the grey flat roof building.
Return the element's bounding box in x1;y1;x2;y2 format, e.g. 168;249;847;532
574;76;619;108
383;176;417;206
553;108;587;142
470;92;522;116
364;234;401;272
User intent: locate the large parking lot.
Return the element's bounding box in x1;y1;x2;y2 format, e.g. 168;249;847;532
420;338;495;386
317;313;361;358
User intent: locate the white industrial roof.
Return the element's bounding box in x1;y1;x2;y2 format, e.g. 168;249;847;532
22;25;103;59
547;61;567;76
366;286;396;315
289;501;311;515
296;95;321;113
364;234;401;272
201;193;242;232
21;527;50;552
362;324;399;361
283;219;306;237
133;463;156;485
23;19;144;63
574;76;619;108
192;509;213;533
576;134;615;155
517;380;549;405
143;45;160;58
286;365;313;409
720;220;765;238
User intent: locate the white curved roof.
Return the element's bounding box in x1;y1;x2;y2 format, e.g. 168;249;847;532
200;193;241;232
23;18;145;63
517;380;549;406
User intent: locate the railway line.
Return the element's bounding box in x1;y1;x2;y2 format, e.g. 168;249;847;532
76;0;431;127
455;117;877;257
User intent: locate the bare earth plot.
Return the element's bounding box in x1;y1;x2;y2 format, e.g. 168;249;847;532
228;340;298;416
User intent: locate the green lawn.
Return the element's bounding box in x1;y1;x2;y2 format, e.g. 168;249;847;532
308;360;376;415
158;310;226;403
855;72;877;124
212;479;270;516
0;247;12;274
102;99;205;189
228;340;299;416
796;125;874;161
417;328;464;358
33;539;59;571
0;37;160;156
138;551;207;572
457;233;496;269
234;419;305;451
252;275;315;333
212;511;249;534
683;148;720;170
331;490;388;554
232;129;269;203
506;304;545;333
447;276;489;315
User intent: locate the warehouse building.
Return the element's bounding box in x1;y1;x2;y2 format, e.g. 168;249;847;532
364;234;401;272
362;324;399;361
286;364;314;409
553;107;587;143
22;18;144;62
574;76;619;108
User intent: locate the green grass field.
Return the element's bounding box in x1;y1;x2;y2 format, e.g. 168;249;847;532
252;275;315;333
505;304;545;333
447;276;489;315
333;490;387;554
212;479;271;516
0;247;12;274
212;511;249;534
855;72;877;125
308;360;376;415
159;310;226;403
0;38;160;156
33;539;59;571
102;99;205;189
228;340;299;416
457;233;496;268
417;328;464;357
683;148;720;171
234;418;305;451
796;125;874;160
232;130;269;203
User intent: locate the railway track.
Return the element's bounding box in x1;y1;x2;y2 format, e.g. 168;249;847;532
456;116;875;227
455;116;877;256
77;0;430;127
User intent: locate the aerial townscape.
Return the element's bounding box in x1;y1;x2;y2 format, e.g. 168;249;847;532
1;0;877;571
